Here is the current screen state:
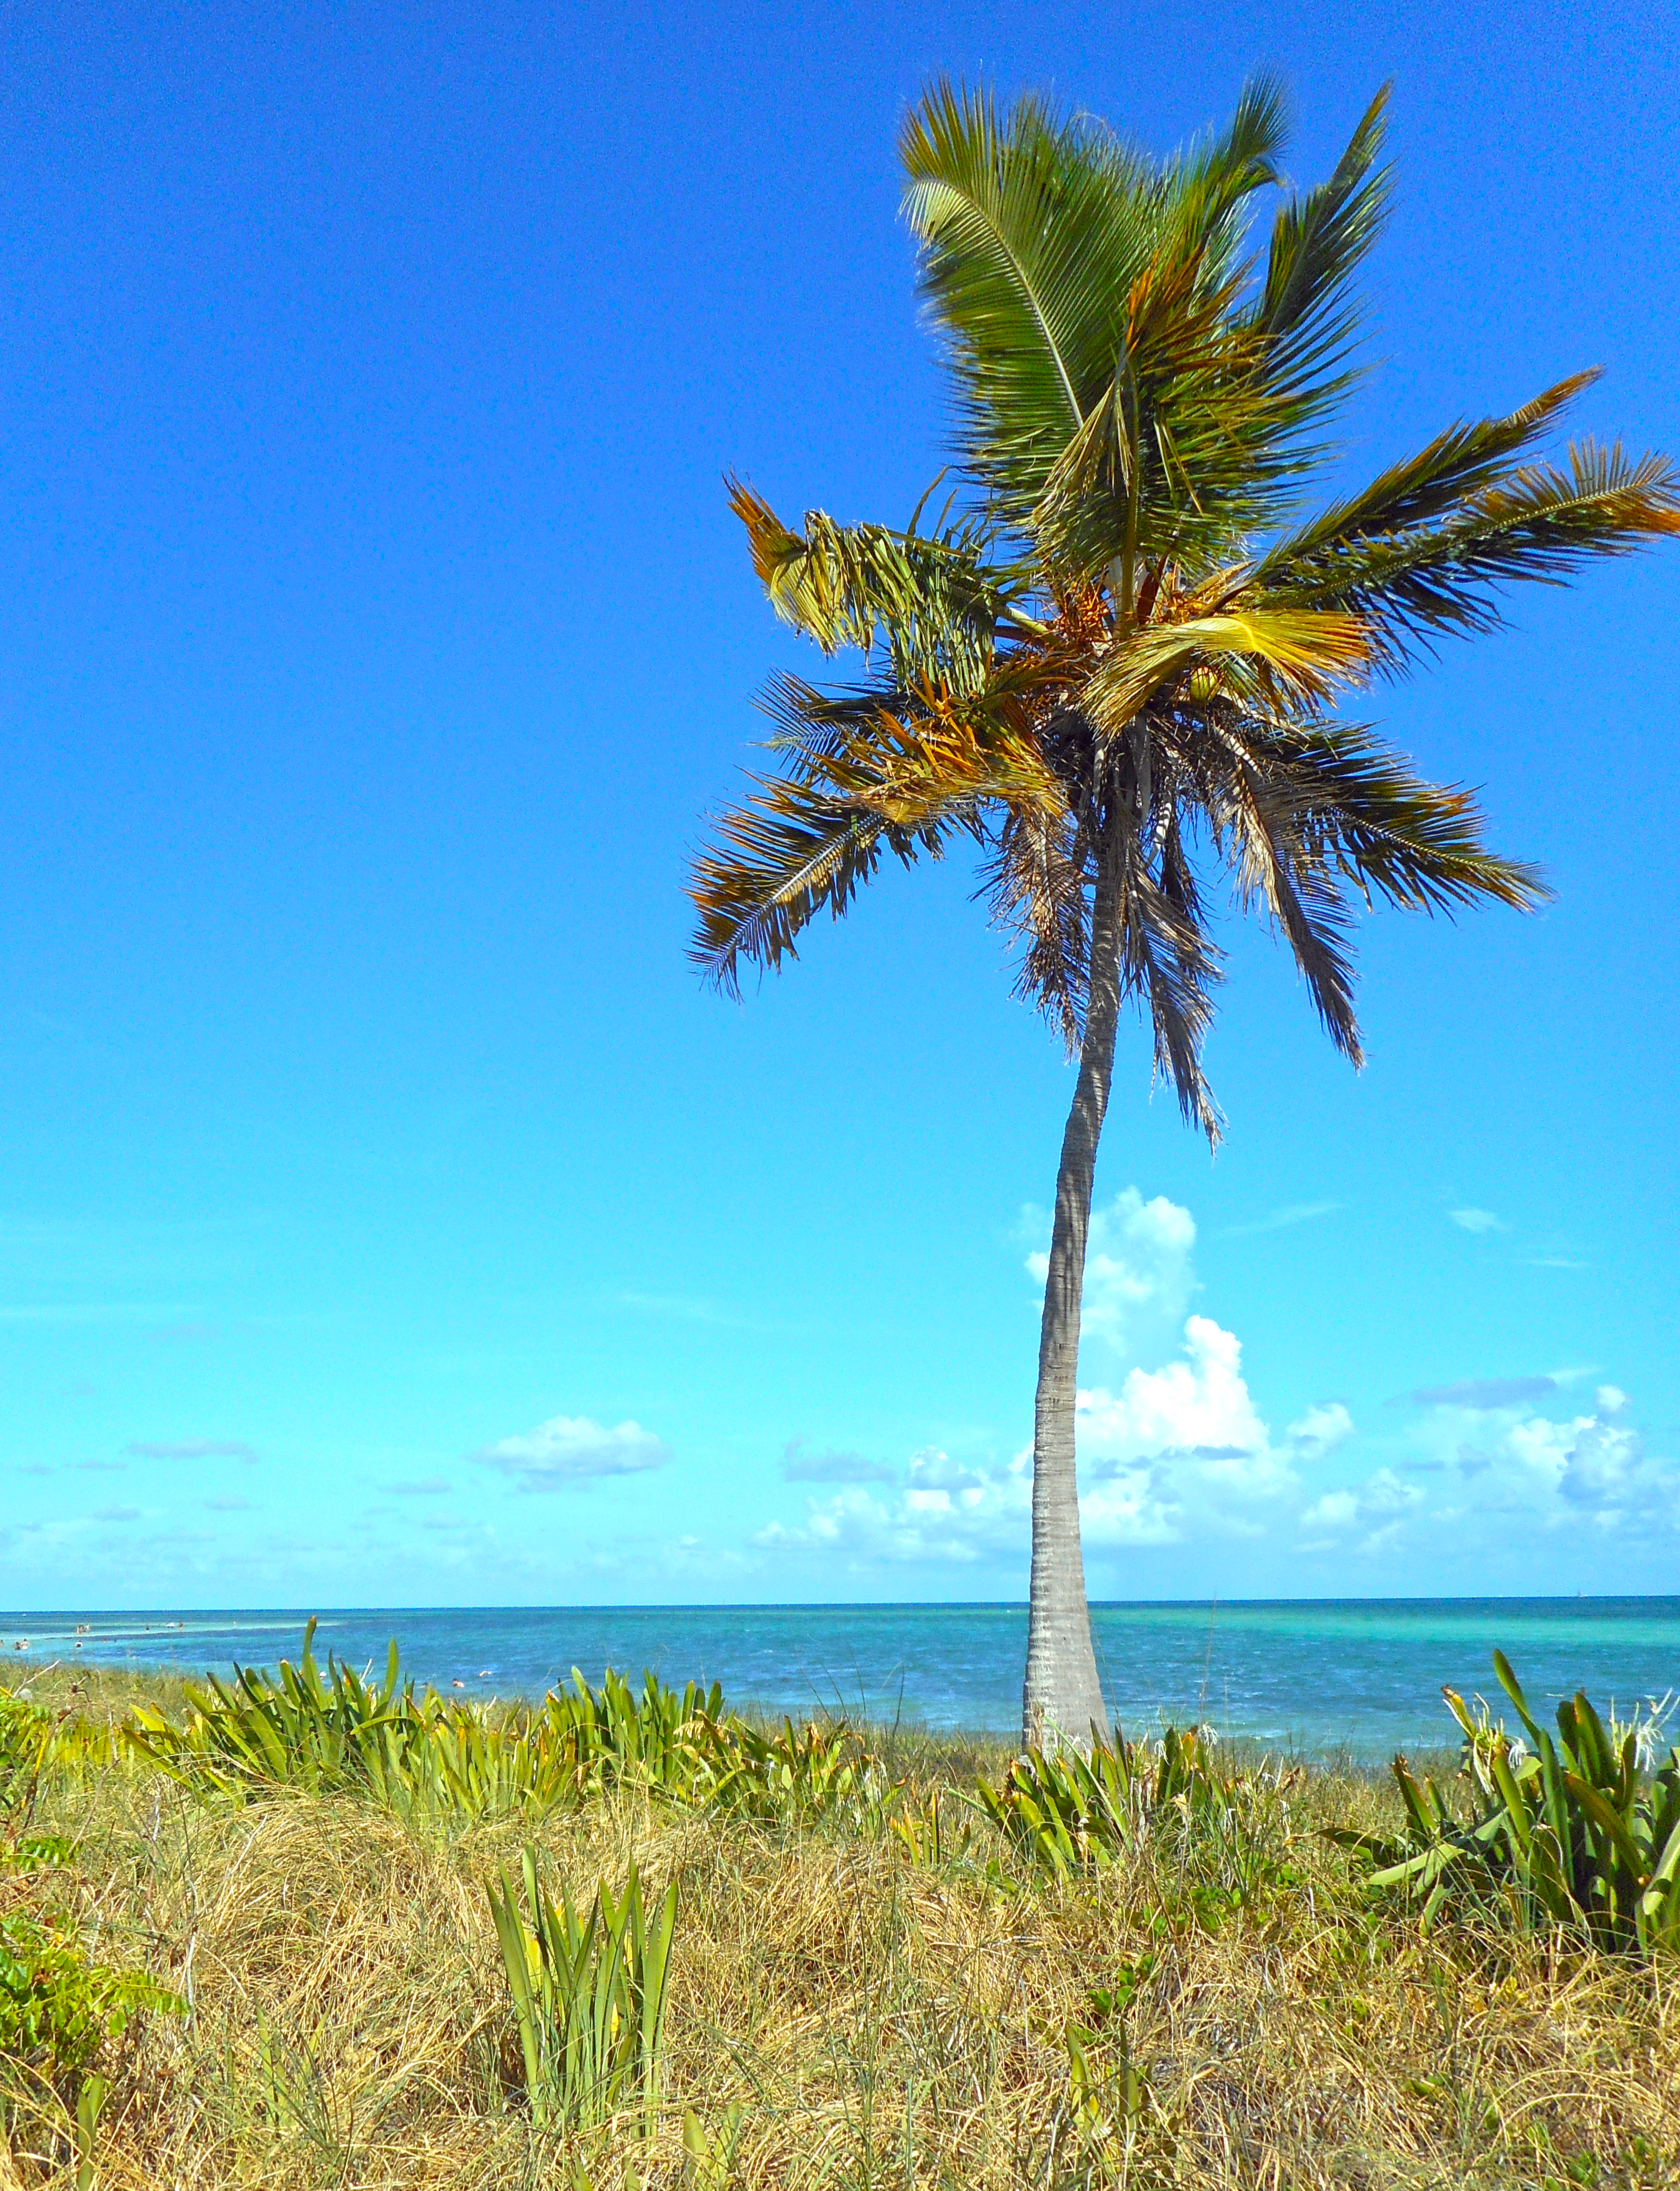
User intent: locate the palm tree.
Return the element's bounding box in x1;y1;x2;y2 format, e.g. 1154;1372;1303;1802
688;80;1680;1750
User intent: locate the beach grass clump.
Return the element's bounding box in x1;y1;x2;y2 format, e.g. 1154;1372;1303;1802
120;1623;892;1839
974;1722;1299;1894
0;1643;1676;2187
488;1848;676;2133
1334;1651;1680;1958
120;1622;733;1824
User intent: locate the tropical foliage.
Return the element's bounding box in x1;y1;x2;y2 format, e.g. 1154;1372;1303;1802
692;80;1676;1114
1336;1653;1680;1957
120;1622;887;1831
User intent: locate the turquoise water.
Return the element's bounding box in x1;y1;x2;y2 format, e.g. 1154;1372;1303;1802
6;1599;1678;1759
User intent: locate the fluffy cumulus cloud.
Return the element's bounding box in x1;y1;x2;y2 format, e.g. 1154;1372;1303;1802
748;1183;1674;1578
756;1307;1334;1569
1299;1468;1422;1554
1302;1383;1678;1557
754;1446;1028;1566
1077;1317;1313;1546
475;1414;669;1491
1024;1188;1197;1357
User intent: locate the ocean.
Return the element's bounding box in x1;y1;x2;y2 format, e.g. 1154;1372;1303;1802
8;1598;1680;1758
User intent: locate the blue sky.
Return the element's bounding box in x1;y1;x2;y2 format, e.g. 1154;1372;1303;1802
2;0;1676;1611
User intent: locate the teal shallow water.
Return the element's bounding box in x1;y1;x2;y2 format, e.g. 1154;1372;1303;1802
5;1599;1677;1759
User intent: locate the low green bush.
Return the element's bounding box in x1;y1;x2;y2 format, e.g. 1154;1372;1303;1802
0;1907;181;2097
122;1621;726;1822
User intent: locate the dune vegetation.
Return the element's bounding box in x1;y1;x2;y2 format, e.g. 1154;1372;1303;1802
1;1632;1677;2188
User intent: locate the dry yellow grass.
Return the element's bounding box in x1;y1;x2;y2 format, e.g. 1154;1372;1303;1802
3;1669;1677;2189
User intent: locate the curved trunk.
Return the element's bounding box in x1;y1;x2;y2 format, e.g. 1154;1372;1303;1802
1022;846;1122;1753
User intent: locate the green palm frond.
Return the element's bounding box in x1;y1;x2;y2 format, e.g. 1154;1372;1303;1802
1253;86;1390;345
1237;720;1550;914
1083;607;1371;731
901;84;1170;523
727;479;1013;691
1257;398;1680;664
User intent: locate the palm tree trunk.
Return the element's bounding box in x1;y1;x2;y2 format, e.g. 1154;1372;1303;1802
1022;846;1122;1752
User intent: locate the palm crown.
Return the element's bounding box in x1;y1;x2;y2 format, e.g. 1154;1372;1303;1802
691;81;1678;1135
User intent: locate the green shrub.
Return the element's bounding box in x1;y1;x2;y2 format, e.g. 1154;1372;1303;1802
697;1715;886;1828
488;1849;677;2132
0;1907;182;2096
1334;1652;1680;1956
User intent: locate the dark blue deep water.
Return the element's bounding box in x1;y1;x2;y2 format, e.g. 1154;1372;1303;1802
5;1599;1677;1759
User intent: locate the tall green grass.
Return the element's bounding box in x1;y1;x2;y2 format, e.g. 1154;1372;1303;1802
488;1851;677;2133
118;1621;885;1832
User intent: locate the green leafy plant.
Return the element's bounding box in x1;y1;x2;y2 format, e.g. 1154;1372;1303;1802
1333;1652;1680;1956
123;1621;726;1824
698;1715;886;1828
683;2103;745;2189
977;1724;1237;1877
0;1907;182;2096
488;1849;677;2133
886;1783;971;1867
1055;2019;1153;2182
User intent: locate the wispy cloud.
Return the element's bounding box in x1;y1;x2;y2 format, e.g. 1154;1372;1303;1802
1449;1208;1508;1235
206;1495;253;1512
1218;1201;1340;1241
127;1439;257;1461
0;1303;198;1325
475;1414;669;1491
615;1291;754;1330
781;1440;898;1485
384;1475;451;1497
1403;1377;1556;1410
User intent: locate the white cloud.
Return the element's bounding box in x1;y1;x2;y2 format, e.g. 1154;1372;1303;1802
753;1460;1026;1567
781;1440;897;1485
1024;1188;1196;1358
1288;1402;1354;1457
744;1180;1674;1579
760;1314;1329;1566
1449;1208;1508;1234
1078;1316;1298;1546
1393;1387;1678;1538
1299;1467;1422;1554
476;1414;669;1491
